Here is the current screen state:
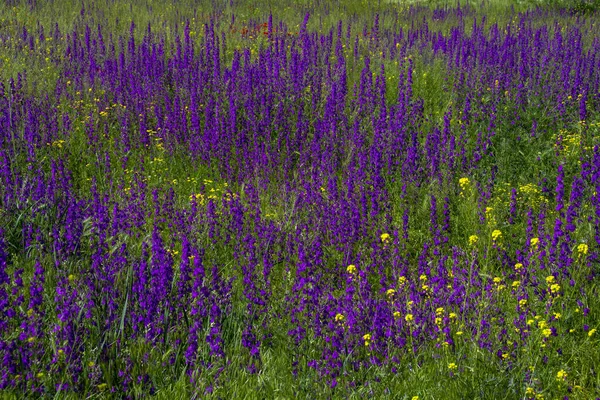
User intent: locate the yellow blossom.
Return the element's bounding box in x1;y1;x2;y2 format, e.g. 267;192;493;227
589;328;597;337
398;276;407;285
405;314;414;323
545;275;555;284
577;243;588;256
469;235;479;246
542;328;552;337
380;233;391;243
335;313;345;323
448;362;457;370
491;229;502;241
519;299;527;307
386;289;396;298
363;333;372;346
393;311;401;319
346;264;357;274
556;369;567;380
514;263;523;271
436;307;444;316
530;237;539;248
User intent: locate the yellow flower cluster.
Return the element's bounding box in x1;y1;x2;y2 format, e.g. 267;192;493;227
514;263;523;272
346;264;357;274
469;235;479;246
459;177;470;195
491;229;502;241
577;243;588;256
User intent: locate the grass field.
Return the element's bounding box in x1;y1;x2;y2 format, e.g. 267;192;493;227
0;0;600;398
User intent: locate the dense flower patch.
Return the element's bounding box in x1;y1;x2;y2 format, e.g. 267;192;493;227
0;1;599;398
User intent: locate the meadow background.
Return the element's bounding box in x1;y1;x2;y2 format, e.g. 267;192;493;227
1;0;600;398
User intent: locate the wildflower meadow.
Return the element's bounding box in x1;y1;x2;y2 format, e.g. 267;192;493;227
1;0;600;398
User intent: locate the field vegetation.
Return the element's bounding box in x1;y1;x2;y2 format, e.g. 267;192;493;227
0;0;599;398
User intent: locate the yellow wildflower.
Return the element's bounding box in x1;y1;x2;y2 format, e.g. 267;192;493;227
363;333;372;346
556;369;567;380
519;299;527;307
346;264;357;274
469;235;479;246
589;328;597;337
577;243;588;256
335;313;345;323
530;237;539;248
405;314;414;323
542;328;552;337
448;362;457;370
491;229;502;241
380;233;391;243
514;263;523;271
